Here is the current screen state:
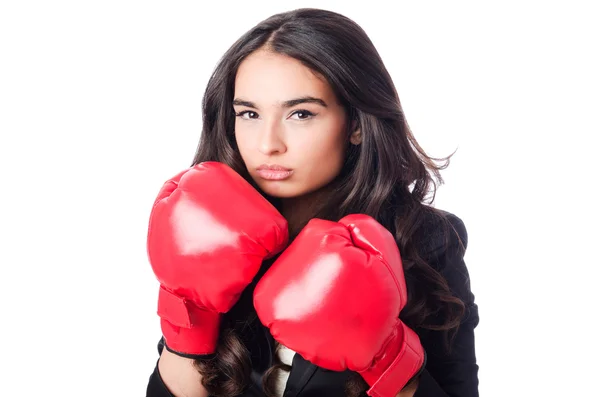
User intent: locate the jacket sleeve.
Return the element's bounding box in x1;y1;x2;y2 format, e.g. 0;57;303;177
413;211;480;397
146;338;176;397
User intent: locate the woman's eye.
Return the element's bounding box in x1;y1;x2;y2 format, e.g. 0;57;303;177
236;111;259;119
290;110;315;120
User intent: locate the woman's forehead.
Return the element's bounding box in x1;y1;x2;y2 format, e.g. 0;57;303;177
234;51;333;105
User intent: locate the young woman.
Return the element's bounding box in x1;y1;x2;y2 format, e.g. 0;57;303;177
145;7;479;397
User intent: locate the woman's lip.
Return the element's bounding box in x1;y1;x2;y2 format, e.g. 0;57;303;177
257;164;291;171
255;169;294;181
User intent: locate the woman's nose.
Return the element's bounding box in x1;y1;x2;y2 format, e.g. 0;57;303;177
258;120;287;156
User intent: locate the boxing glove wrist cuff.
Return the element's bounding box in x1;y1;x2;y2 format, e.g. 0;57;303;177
158;286;221;357
361;321;425;397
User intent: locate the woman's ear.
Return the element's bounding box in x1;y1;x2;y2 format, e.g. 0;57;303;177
350;129;362;145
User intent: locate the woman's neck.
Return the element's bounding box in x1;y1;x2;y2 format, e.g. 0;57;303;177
280;188;329;238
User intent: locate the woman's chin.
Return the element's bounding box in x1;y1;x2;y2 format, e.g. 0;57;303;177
256;182;302;199
249;176;307;198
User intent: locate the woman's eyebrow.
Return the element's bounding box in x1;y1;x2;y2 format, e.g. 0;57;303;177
282;96;328;108
232;96;328;109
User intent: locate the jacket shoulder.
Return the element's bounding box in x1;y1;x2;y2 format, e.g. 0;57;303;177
416;207;468;262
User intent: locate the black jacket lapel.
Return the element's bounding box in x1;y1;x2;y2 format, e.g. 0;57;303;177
283;353;318;397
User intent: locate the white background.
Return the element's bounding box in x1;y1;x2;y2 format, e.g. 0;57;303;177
1;1;598;396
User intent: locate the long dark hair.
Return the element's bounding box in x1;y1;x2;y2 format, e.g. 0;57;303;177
190;7;466;396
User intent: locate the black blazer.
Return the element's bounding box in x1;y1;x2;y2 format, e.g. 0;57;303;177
146;210;479;397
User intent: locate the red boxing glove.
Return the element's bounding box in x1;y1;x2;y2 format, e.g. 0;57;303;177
254;214;424;397
147;161;288;357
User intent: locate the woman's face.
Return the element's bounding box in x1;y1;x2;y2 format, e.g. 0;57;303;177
233;50;357;199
